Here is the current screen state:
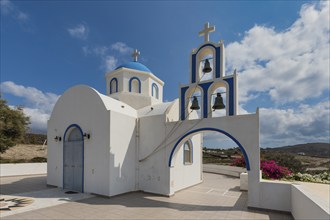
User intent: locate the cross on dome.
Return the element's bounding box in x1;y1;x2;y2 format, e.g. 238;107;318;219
132;49;140;62
199;22;215;43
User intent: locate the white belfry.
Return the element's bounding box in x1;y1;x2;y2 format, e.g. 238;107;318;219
132;49;140;62
199;22;215;43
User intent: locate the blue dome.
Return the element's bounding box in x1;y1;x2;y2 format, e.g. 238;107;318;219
115;61;152;73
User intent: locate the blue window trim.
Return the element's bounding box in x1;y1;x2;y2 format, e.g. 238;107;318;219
168;127;250;170
129;77;141;93
110;78;118;94
63;124;84;193
183;139;193;165
151;82;159;99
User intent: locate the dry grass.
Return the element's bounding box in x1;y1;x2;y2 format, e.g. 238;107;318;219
0;144;47;161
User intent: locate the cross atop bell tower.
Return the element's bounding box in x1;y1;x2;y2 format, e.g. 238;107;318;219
198;22;215;43
132;49;140;62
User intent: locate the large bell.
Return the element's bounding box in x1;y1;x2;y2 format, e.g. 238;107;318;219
190;96;200;110
202;59;212;73
212;93;225;110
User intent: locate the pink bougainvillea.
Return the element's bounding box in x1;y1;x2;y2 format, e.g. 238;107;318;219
231;156;246;167
231;156;291;179
260;160;291;179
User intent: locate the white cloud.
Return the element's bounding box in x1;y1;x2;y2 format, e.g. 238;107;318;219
22;107;50;133
226;1;330;104
68;24;89;40
260;101;330;147
82;45;109;56
102;56;118;72
82;42;133;72
1;0;30;22
0;0;14;15
111;42;133;54
1;81;59;133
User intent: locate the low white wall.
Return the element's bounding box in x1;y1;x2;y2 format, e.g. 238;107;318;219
240;172;248;191
258;180;292;212
291;184;330;220
203;164;246;177
0;163;47;177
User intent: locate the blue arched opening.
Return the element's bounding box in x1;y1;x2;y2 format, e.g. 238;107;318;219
151;83;159;99
168;127;250;170
129;77;141;93
183;139;193;165
63;124;84;192
110;78;118;94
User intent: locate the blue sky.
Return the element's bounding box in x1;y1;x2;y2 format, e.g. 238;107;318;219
1;0;329;148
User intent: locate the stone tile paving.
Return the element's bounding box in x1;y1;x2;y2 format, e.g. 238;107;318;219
1;173;293;219
0;175;50;195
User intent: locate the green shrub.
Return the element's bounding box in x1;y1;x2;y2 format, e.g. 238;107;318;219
284;172;330;184
30;157;47;163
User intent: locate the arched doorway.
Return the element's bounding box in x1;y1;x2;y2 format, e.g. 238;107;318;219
168;127;250;170
63;124;84;192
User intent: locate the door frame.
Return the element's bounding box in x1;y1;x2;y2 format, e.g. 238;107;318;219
63;124;84;192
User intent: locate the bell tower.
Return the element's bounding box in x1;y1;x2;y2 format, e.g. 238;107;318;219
179;22;238;120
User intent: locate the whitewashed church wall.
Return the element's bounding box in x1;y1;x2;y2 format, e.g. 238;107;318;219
165;99;179;123
164;114;261;203
138;114;170;195
113;92;156;110
47;119;62;187
47;85;111;195
138;149;170;195
170;134;203;193
109;111;137;197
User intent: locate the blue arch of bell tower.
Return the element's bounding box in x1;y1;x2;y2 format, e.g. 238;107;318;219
168;127;250;171
191;43;221;84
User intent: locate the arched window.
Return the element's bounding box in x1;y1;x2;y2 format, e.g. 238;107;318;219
129;77;141;93
183;140;193;164
110;78;118;94
152;83;159;99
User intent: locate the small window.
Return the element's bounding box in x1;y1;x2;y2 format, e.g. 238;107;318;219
110;78;118;94
129;77;141;93
183;140;193;164
152;83;159;99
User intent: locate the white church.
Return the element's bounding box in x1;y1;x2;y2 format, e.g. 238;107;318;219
48;23;288;212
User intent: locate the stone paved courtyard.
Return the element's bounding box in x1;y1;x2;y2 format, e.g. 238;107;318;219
0;173;293;219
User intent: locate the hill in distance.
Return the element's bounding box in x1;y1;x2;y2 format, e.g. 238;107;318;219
264;143;330;158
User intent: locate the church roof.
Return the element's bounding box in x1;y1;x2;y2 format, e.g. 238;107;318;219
115;61;152;73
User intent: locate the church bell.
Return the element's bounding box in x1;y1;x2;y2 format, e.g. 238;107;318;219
202;59;212;73
212;93;225;110
190;96;200;110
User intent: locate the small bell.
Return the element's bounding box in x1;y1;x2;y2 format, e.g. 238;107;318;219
212;93;225;110
202;59;212;73
190;96;200;110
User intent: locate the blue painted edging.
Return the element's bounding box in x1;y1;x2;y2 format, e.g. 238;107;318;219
223;77;234;116
180;86;189;120
110;78;118;94
183;139;193;165
151;82;159;99
63;124;84;193
129;77;141;93
199;82;213;118
168;127;250;171
191;44;221;83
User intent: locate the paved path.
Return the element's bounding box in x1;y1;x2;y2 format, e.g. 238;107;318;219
0;173;293;219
